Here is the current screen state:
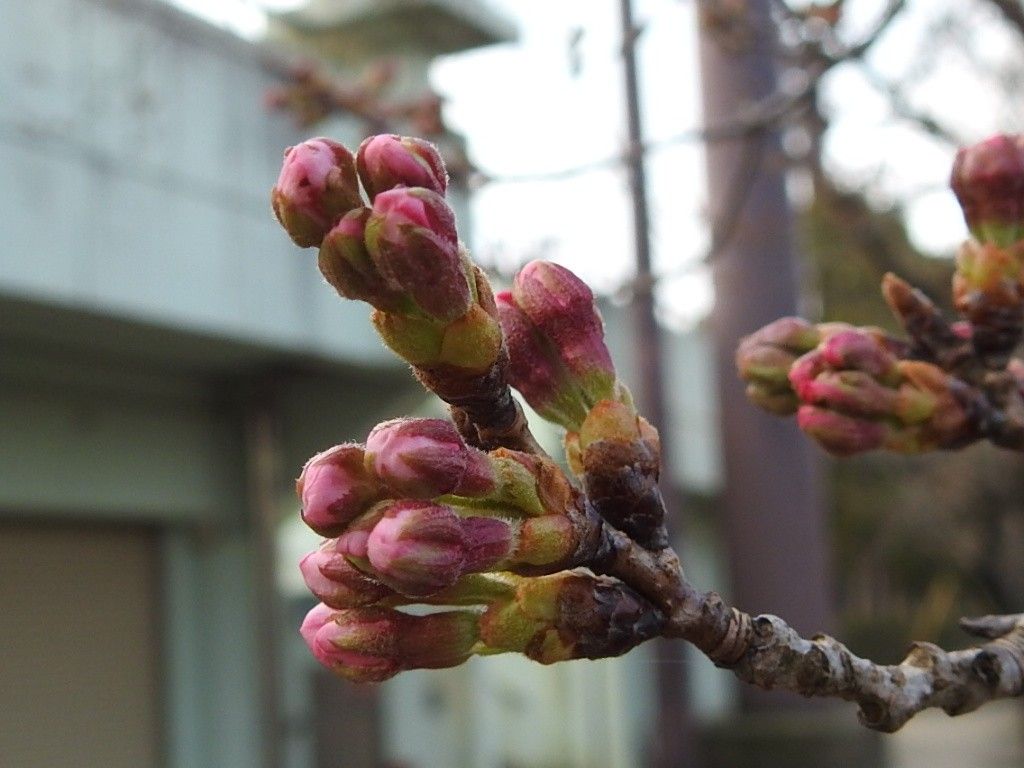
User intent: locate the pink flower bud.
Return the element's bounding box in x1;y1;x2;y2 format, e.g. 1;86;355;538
300;543;394;609
297;445;383;537
819;330;898;380
740;316;820;353
302;605;403;683
798;370;899;418
736;343;799;388
365;418;496;498
272;138;363;248
365;500;513;596
796;405;887;456
301;605;480;681
497;261;617;430
496;291;588;429
318;208;409;312
356;134;448;200
512;261;615;391
364;187;471;322
951;134;1024;246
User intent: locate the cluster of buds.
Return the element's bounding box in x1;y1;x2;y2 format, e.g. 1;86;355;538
495;261;669;546
301;571;661;683
950;135;1024;365
739;134;1024;457
272;134;502;376
295;416;662;679
787;329;973;455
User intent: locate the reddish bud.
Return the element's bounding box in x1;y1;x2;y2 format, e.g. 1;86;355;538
302;605;479;682
300;543;394;609
365;418;496;498
272;138;363;248
742;316;820;352
318;208;409;312
302;605;402;682
365;187;471;322
498;261;617;430
819;330;898;381
798;370;899;418
513;261;615;389
356;134;448;200
796;405;887;456
297;445;383;537
496;290;588;428
951;134;1024;246
365;500;513;596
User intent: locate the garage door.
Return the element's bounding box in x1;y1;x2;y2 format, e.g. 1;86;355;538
0;523;162;767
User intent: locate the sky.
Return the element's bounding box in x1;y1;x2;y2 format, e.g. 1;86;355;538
164;0;1022;328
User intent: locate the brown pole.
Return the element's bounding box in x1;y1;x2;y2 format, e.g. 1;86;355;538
697;0;835;710
618;1;700;765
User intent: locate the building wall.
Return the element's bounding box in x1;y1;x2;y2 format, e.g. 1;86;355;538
0;0;396;368
0;1;430;767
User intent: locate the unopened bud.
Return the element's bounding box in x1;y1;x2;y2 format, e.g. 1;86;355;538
951;134;1024;246
300;542;394;609
318;208;409;312
796;405;887;456
741;316;820;353
513;261;616;395
272;138;363;248
301;604;479;682
365;500;513;596
297;445;383;537
819;330;899;381
737;317;820;416
365;418;495;498
496;290;588;429
356;134;448;200
365;187;471;323
497;261;617;430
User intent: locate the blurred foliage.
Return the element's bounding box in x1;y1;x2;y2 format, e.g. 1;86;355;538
798;179;1024;662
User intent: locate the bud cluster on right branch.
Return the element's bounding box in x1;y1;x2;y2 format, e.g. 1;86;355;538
738;133;1024;456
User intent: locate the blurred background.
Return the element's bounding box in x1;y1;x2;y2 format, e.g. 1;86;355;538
3;0;1024;766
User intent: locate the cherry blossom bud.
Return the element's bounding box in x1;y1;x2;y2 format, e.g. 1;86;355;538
497;261;617;430
797;370;899;419
736;317;821;416
744;316;821;352
796;405;887;456
951;134;1024;246
496;291;588;429
297;445;383;537
365;187;471;323
318;208;409;312
272;138;363;248
364;500;513;596
301;605;479;682
356;134;448;200
364;418;496;498
819;330;899;381
513;261;615;392
300;543;394;609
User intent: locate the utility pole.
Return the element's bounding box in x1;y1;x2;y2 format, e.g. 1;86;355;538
697;0;835;714
618;1;700;766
